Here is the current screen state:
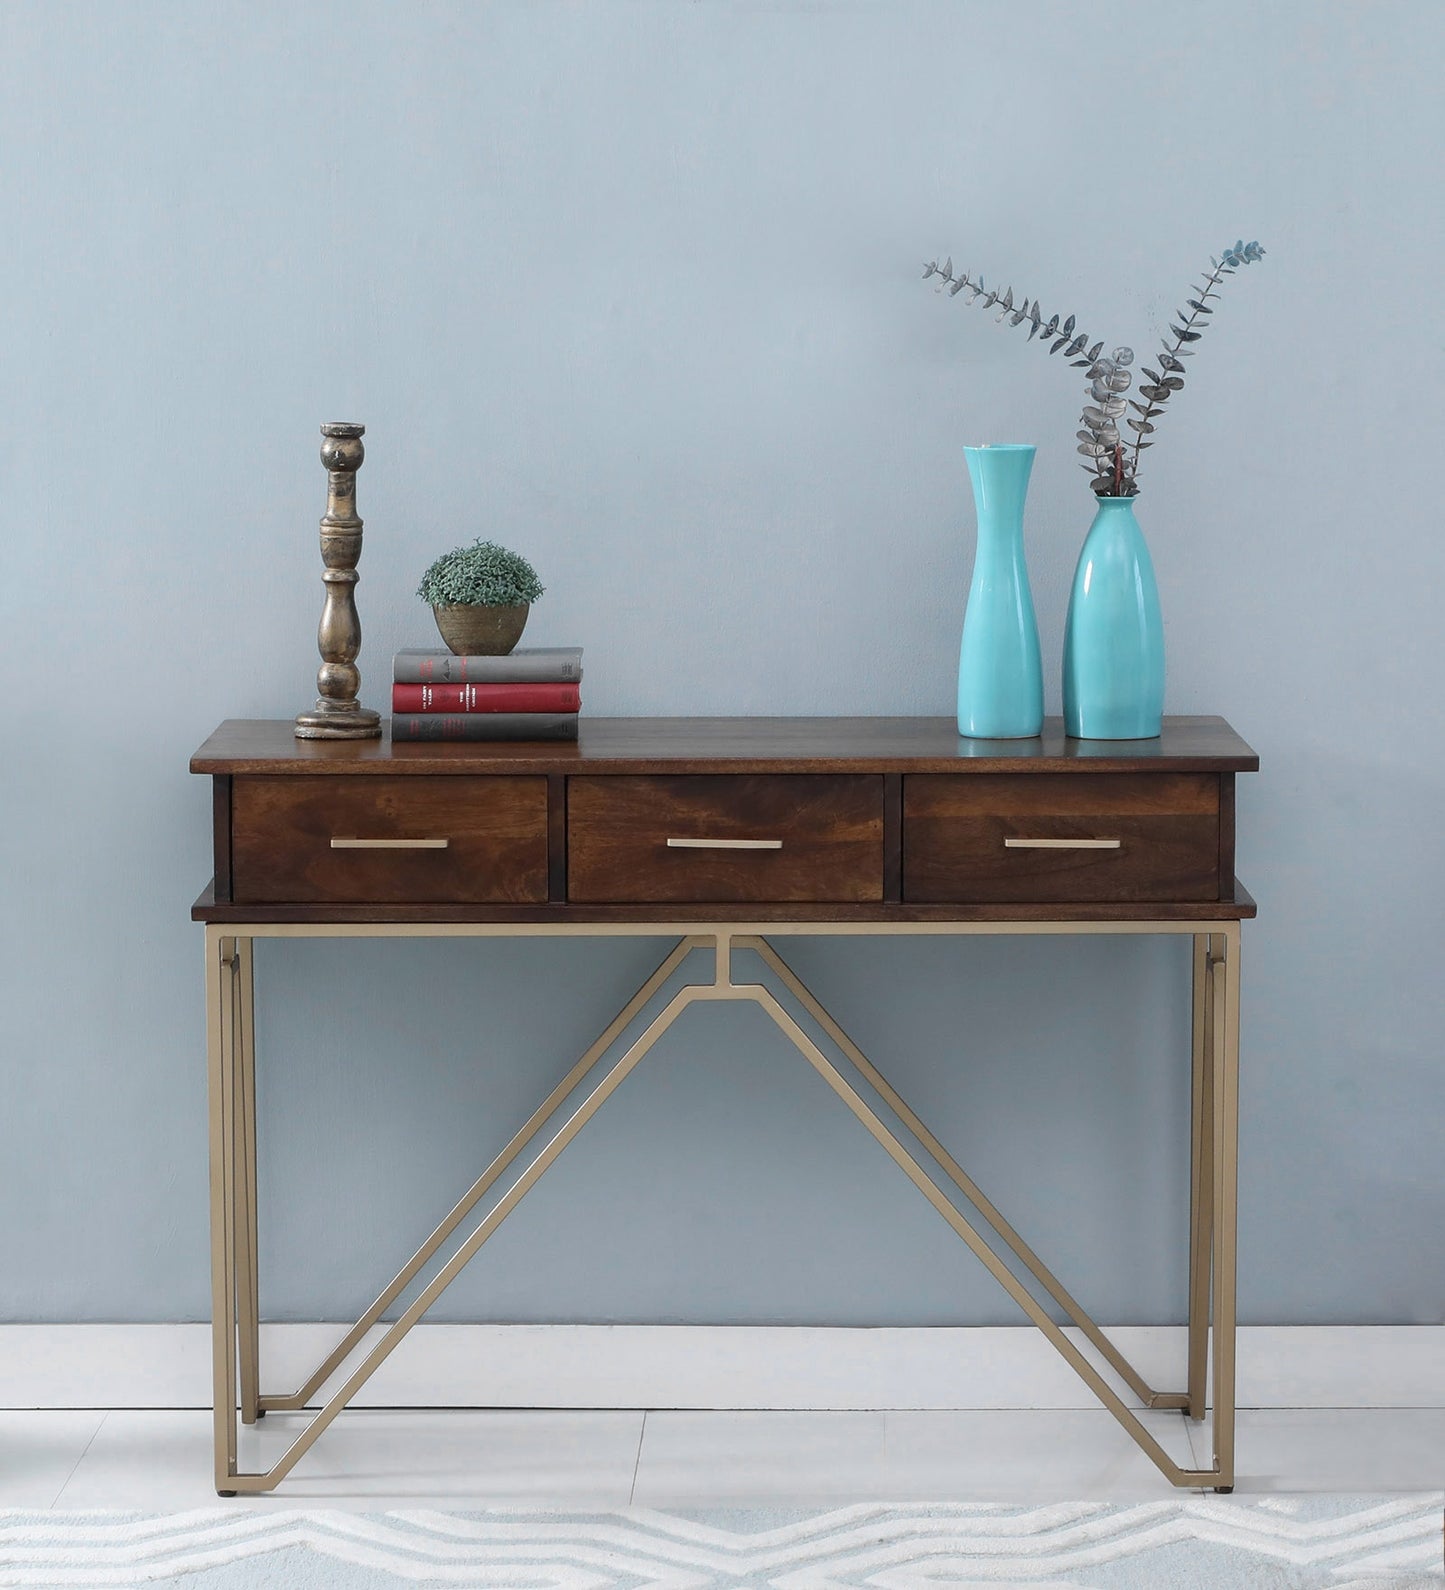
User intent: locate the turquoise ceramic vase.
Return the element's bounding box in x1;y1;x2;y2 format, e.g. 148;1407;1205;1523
957;445;1044;739
1062;494;1164;739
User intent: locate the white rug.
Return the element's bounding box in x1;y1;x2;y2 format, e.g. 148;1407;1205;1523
1;1499;1441;1587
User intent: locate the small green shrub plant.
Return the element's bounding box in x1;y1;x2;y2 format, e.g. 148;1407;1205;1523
417;539;544;607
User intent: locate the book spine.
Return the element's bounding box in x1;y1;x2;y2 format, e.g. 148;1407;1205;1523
393;653;582;683
390;714;580;742
391;682;581;714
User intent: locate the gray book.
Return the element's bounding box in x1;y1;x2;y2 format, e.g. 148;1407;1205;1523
393;647;583;684
390;713;579;742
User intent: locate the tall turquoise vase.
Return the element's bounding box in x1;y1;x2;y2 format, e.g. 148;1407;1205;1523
957;445;1044;739
1062;495;1164;739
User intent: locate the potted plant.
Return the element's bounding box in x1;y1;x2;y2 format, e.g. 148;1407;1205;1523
923;241;1265;738
417;538;545;656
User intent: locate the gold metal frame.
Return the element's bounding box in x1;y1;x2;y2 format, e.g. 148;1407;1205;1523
205;918;1241;1494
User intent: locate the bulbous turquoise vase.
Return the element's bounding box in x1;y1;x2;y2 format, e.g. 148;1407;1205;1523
957;445;1044;739
1062;494;1164;739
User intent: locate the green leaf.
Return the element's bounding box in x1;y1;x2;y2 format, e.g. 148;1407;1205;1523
1126;418;1155;433
1063;314;1076;335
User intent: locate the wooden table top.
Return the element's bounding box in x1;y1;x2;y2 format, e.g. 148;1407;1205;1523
192;716;1259;776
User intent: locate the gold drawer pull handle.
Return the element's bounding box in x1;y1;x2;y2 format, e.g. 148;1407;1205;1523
331;837;450;850
666;837;784;851
1004;837;1121;850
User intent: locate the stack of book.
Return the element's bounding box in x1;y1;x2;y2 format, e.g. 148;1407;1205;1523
390;647;583;741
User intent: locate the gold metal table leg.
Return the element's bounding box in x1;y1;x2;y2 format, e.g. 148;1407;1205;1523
1187;932;1216;1421
233;936;260;1426
219;945;710;1493
757;930;1242;1489
1209;923;1242;1492
208;920;1241;1495
205;928;240;1493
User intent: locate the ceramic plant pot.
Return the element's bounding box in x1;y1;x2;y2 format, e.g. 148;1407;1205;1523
431;602;530;656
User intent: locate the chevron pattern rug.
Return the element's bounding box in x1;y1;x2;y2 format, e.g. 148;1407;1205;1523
1;1500;1441;1587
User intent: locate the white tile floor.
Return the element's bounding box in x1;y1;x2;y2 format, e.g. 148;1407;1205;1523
3;1407;1442;1510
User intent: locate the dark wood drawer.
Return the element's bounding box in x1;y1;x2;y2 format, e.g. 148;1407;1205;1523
232;776;549;904
904;773;1220;903
567;775;884;903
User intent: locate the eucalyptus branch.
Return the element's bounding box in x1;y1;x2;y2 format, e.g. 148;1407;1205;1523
923;239;1265;497
1121;242;1265;488
923;259;1101;367
923;258;1119;490
1075;345;1135;494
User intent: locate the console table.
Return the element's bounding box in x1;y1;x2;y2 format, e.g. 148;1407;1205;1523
192;715;1257;1495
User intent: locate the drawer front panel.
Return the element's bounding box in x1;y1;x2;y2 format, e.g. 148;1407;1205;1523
232;776;549;903
568;775;883;903
904;773;1219;903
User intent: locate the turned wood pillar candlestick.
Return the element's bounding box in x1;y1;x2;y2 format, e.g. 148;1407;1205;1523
295;422;382;740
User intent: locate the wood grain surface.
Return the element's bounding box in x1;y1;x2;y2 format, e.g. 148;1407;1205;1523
567;775;884;903
903;772;1221;904
231;776;549;904
195;718;1259;923
193;716;1260;776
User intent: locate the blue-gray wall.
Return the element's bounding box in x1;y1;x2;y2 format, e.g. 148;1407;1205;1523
1;0;1441;1328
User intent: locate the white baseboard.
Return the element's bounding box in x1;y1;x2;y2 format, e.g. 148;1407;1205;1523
1;1324;1440;1411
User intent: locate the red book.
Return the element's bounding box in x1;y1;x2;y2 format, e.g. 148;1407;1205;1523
391;681;581;714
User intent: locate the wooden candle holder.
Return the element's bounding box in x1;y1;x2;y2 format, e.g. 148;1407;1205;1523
294;423;382;740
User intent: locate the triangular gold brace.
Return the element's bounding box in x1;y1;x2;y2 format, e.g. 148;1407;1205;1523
742;936;1189;1411
259;936;708;1414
